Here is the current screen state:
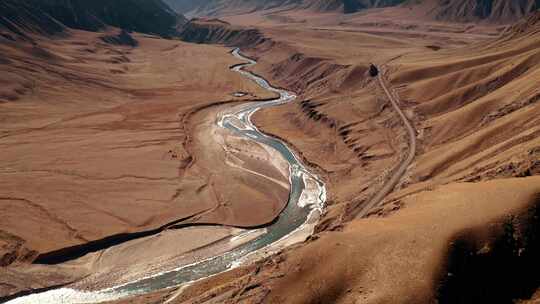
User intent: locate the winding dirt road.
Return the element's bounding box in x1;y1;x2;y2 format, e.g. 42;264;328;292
355;70;417;218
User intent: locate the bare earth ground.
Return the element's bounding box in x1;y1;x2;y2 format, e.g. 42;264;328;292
2;7;540;304
107;10;540;304
0;29;289;296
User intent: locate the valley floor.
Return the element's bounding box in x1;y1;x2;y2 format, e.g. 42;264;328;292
2;7;540;304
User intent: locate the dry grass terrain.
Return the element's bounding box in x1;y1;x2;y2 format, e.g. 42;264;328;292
113;9;540;304
1;3;540;304
0;27;289;296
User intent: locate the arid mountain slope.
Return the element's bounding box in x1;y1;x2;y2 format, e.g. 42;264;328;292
389;12;540;188
0;0;65;40
504;8;540;37
166;0;537;22
259;12;540;303
402;0;540;23
165;0;406;15
165;0;300;16
0;0;289;298
0;26;285;296
1;0;187;39
111;10;540;304
164;0;213;15
3;1;540;303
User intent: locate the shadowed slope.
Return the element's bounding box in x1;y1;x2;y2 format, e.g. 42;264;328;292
0;0;66;40
165;0;537;22
1;0;187;39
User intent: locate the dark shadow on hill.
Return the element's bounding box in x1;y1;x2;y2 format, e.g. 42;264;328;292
436;195;540;303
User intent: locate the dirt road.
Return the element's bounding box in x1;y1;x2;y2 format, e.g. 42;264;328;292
355;70;417;218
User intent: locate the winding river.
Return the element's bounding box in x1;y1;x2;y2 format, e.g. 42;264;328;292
6;48;326;304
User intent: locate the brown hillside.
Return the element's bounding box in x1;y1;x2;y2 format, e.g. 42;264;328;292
402;0;539;23
3;3;540;304
0;0;66;40
109;9;540;304
0;14;282;298
169;0;537;23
